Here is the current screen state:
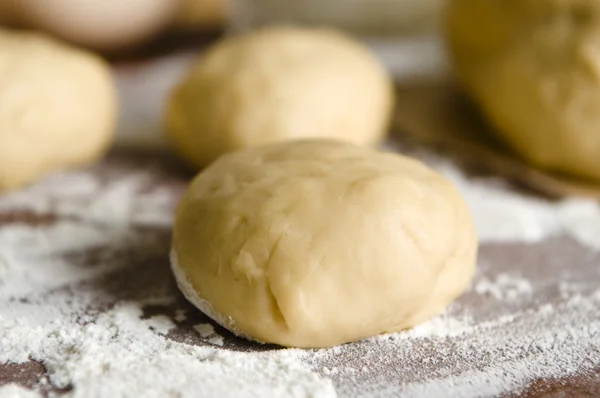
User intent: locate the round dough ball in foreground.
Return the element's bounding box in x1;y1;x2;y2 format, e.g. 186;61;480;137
165;26;394;168
0;29;116;191
447;0;600;182
171;139;477;348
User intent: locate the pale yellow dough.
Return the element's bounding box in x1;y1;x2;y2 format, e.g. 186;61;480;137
448;0;600;182
165;26;394;168
171;140;477;348
0;29;116;191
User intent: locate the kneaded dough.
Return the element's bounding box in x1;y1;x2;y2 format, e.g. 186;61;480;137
0;29;116;191
165;26;394;167
447;0;600;182
171;139;477;348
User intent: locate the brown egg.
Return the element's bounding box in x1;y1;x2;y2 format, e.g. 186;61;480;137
13;0;181;51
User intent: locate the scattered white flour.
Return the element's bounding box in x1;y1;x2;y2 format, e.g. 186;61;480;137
146;315;176;335
194;323;215;337
0;384;40;398
475;274;533;301
0;169;174;228
1;303;334;398
373;313;476;341
174;309;187;323
388;293;600;398
393;145;600;249
194;324;225;347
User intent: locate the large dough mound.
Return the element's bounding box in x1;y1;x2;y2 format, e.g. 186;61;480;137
0;29;116;191
447;0;600;182
171;140;477;348
165;26;394;167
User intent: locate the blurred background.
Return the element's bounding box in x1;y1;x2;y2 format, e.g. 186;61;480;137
0;0;447;150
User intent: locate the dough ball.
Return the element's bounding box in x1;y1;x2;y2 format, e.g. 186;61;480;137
0;29;116;191
447;0;600;182
171;139;477;348
165;26;394;168
13;0;179;51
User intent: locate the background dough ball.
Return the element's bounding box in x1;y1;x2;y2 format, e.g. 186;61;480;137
0;29;116;191
165;26;394;168
447;0;600;182
171;140;477;348
12;0;179;52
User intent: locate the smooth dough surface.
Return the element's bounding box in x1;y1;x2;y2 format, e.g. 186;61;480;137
165;26;394;167
171;140;477;348
0;29;116;191
448;0;600;182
